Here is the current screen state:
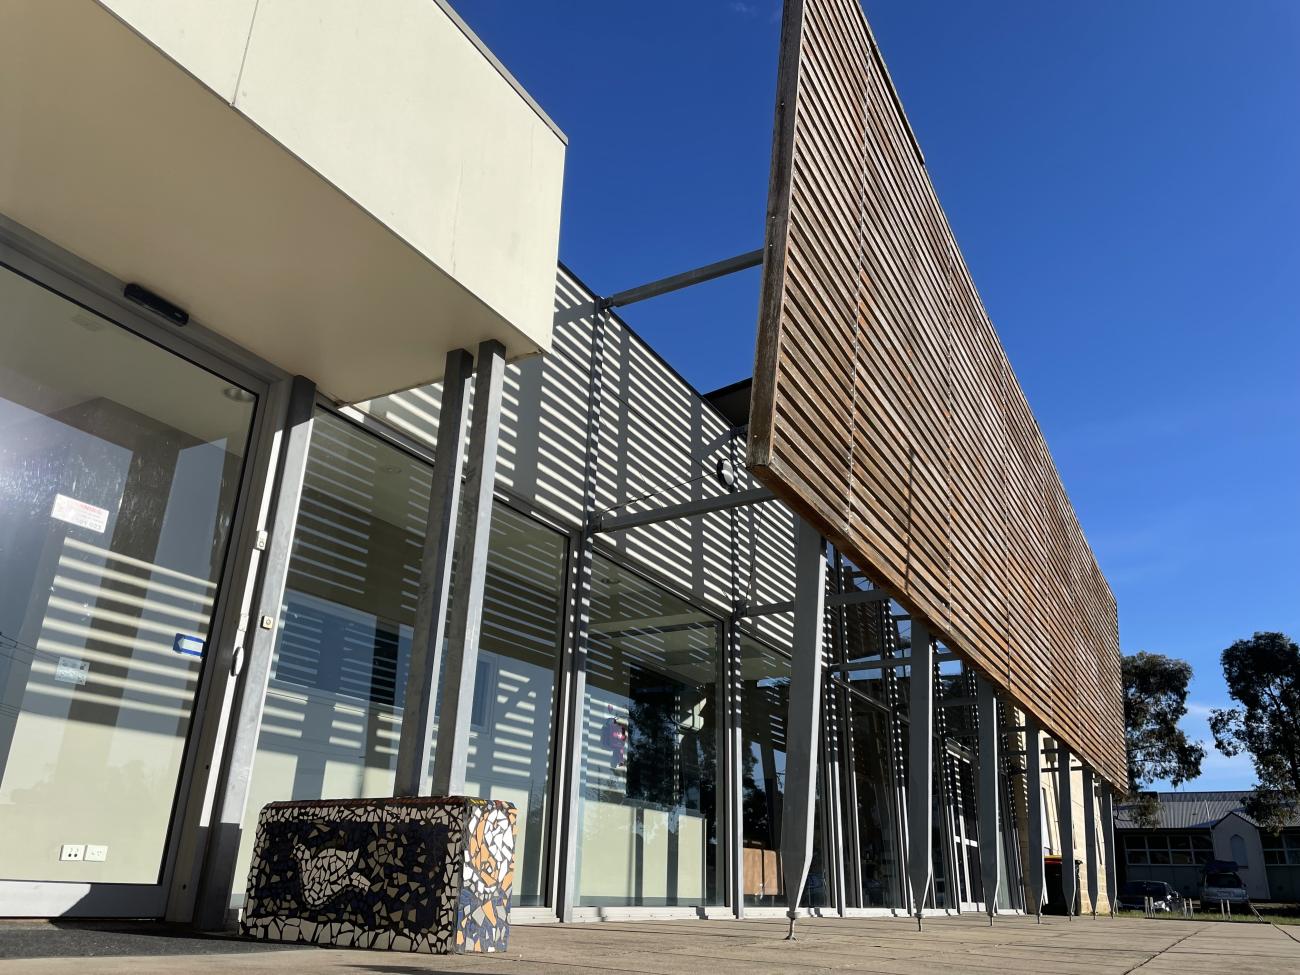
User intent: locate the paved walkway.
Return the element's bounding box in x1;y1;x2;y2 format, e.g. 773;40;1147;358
3;914;1299;974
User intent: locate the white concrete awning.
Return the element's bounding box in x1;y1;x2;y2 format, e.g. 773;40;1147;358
0;0;566;403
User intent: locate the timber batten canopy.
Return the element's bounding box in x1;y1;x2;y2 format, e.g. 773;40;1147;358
747;0;1125;788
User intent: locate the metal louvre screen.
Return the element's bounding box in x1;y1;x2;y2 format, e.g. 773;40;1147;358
747;0;1125;788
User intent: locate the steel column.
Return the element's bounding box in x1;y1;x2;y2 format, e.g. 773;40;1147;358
192;375;317;929
725;430;748;919
393;348;474;797
1083;766;1099;917
554;309;608;922
429;340;506;795
723;620;746;917
1057;743;1076;918
832;552;865;909
779;518;827;938
976;676;1002;921
1024;718;1047;919
907;620;934;928
1101;788;1118;917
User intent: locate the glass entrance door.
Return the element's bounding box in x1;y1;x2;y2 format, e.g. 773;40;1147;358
0;264;257;911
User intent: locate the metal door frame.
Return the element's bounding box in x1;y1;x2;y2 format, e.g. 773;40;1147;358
0;222;283;917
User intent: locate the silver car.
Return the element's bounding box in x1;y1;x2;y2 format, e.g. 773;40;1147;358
1200;870;1249;906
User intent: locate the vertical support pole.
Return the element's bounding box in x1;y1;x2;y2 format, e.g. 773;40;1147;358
724;427;748;919
393;349;474;797
907;620;934;930
429;340;506;796
883;608;911;913
554;307;606;922
833;554;865;910
932;680;958;912
1083;765;1099;918
1058;743;1076;919
976;676;1002;923
1100;787;1117;917
820;646;847;916
1025;718;1046;921
192;375;317;929
723;620;746;918
780;518;826;939
998;704;1026;912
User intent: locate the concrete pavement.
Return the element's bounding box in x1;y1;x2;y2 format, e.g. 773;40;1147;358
3;913;1299;974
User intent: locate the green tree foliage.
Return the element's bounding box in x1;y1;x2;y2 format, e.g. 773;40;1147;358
1123;652;1205;826
1210;631;1300;832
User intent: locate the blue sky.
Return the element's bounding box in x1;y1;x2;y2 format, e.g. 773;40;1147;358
454;1;1300;790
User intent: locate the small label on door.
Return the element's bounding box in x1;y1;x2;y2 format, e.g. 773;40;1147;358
173;634;205;658
51;494;109;533
55;657;89;685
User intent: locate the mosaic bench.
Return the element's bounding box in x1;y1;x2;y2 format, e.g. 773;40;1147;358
241;796;515;954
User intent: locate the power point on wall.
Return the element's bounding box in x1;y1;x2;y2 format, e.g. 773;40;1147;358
59;844;85;862
85;845;108;862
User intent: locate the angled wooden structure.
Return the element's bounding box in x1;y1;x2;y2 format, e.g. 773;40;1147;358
748;0;1124;788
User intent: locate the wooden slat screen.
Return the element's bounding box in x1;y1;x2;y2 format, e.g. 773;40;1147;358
748;0;1125;788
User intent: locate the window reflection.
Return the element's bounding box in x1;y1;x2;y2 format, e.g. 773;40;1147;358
736;636;832;908
236;412;566;907
0;266;253;885
576;557;719;907
847;696;901;907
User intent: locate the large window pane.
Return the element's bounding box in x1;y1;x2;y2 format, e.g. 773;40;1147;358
0;266;254;884
847;693;901;907
576;558;719;907
463;504;566;906
736;635;834;910
738;638;790;907
236;414;564;906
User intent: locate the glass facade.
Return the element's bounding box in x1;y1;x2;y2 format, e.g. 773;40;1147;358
0;265;255;885
846;696;900;907
575;556;720;907
235;412;566;906
738;638;788;906
0;232;1106;927
737;636;832;909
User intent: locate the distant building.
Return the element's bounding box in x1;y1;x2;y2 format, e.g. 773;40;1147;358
1115;792;1300;902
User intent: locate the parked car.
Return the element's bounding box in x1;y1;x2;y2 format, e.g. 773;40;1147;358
1116;880;1182;912
1200;870;1249;906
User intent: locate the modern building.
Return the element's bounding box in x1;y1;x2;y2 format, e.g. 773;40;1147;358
1116;792;1300;903
0;0;1125;933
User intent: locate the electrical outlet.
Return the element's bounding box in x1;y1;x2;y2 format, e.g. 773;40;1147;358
84;845;108;862
59;844;85;862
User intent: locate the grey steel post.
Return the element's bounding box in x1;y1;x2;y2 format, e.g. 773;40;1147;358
554;307;607;923
907;620;934;930
1100;786;1117;917
1025;718;1047;921
780;518;827;939
429;340;506;795
1083;765;1099;917
192;375;317;929
723;620;746;917
1058;742;1076;919
832;553;865;909
976;676;1002;923
393;348;474;797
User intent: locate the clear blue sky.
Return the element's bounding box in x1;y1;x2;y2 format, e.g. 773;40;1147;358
454;1;1300;791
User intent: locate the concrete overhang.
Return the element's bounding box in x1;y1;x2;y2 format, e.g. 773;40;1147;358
0;0;566;403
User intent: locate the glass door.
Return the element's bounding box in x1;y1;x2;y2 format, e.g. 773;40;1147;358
0;264;258;911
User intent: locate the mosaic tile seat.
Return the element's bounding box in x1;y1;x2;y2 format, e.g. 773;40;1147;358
241;796;515;954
